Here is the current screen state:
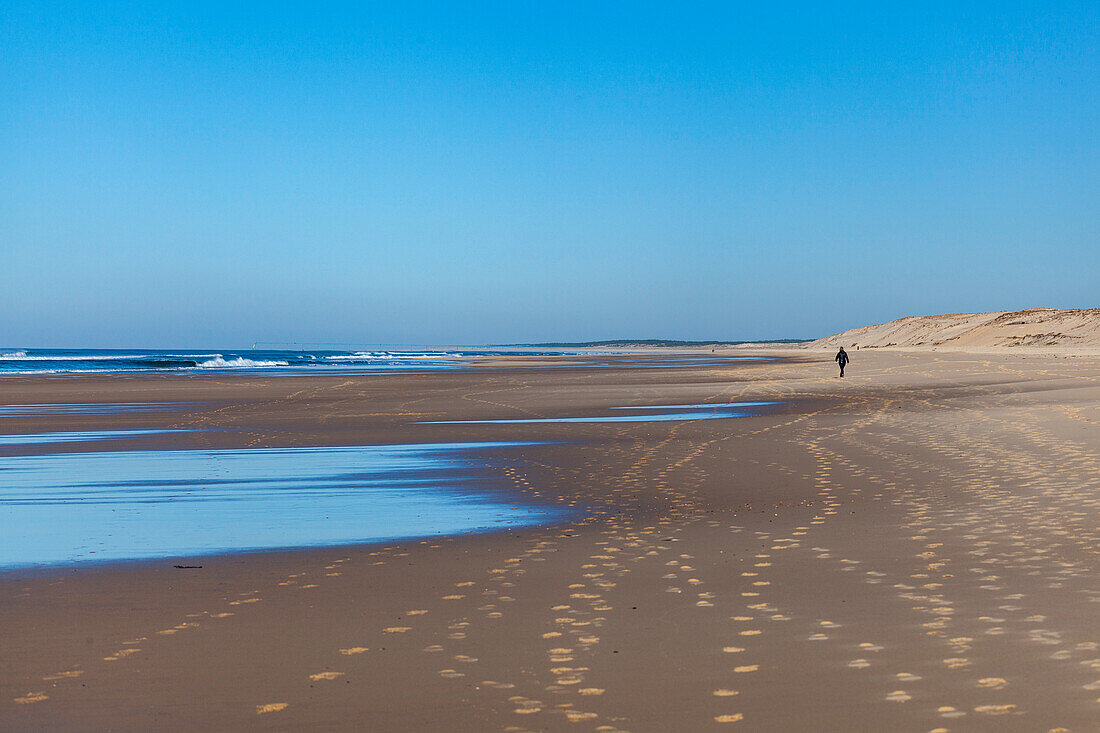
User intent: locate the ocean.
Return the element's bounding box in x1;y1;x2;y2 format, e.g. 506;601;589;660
0;347;559;376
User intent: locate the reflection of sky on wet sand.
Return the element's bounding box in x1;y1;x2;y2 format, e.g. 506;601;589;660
0;442;566;570
0;429;186;446
424;401;778;424
0;402;199;416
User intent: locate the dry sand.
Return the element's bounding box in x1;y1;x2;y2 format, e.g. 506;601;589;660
3;350;1100;732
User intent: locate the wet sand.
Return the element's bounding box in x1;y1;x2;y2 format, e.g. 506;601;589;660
3;350;1100;732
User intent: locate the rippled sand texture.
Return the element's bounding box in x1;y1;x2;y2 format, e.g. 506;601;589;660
2;349;1099;732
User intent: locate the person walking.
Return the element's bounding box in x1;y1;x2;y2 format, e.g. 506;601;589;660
835;346;850;377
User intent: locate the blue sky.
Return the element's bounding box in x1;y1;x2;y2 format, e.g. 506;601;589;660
3;1;1097;346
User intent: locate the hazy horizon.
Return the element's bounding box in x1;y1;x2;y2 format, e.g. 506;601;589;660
5;2;1097;347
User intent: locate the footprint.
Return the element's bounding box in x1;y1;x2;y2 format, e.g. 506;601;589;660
14;692;48;705
511;697;542;714
103;648;141;661
977;677;1007;689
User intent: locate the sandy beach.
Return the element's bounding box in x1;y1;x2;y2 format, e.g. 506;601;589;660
3;350;1100;732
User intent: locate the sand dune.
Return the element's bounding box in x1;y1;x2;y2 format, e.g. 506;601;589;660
811;307;1100;350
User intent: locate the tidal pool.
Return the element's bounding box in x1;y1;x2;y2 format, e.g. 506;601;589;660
0;442;565;570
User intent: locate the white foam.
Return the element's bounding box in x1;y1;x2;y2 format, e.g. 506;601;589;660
324;351;459;361
196;356;289;369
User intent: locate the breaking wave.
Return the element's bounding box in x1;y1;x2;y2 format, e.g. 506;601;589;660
195;356;290;369
323;351;460;361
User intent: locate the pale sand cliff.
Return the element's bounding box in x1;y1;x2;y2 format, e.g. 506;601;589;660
810;307;1100;351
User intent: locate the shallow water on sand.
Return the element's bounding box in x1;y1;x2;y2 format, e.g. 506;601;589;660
0;441;566;570
424;401;777;424
0;402;200;416
0;429;186;446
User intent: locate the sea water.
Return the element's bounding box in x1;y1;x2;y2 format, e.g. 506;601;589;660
0;348;773;376
0;348;561;376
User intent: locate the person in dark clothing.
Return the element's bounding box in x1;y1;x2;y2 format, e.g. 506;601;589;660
835;347;850;377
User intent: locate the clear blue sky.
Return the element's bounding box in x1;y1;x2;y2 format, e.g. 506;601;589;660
3;1;1097;347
